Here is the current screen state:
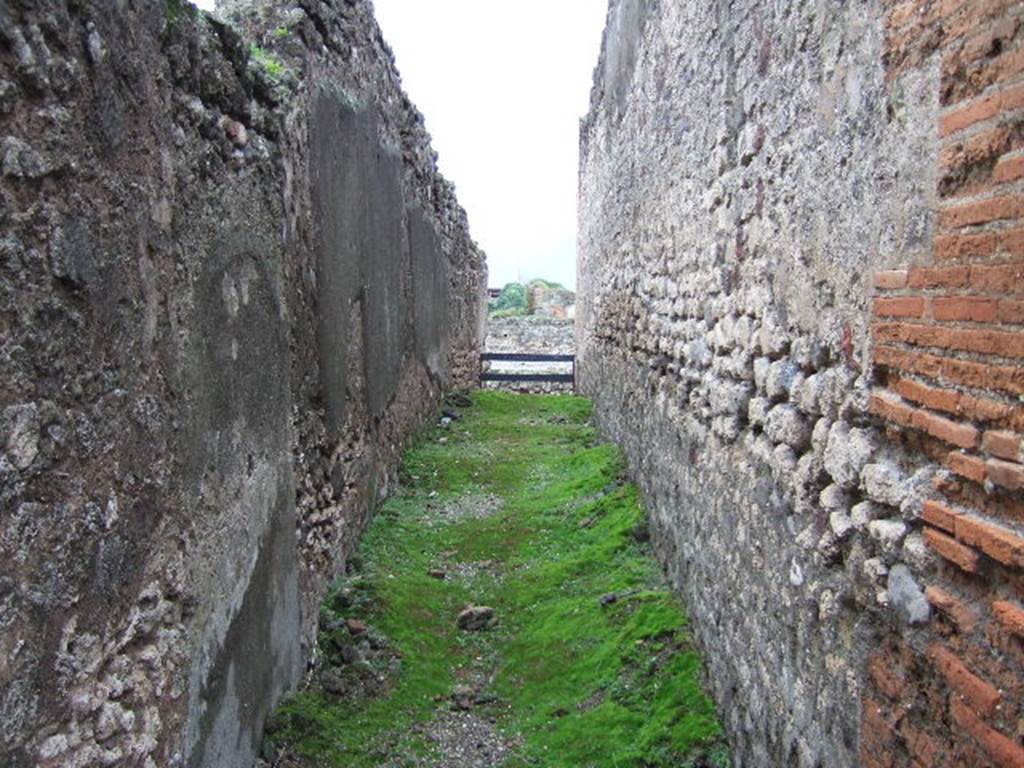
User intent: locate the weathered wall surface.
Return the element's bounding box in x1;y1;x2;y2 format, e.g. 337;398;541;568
580;1;1023;767
0;2;485;767
486;316;575;357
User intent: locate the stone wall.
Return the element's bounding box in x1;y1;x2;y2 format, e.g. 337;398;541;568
0;2;485;767
579;1;1023;767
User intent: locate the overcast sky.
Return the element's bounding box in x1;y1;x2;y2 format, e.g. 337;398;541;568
195;0;607;289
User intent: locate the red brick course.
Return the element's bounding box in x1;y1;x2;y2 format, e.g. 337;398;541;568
932;296;999;322
924;527;982;572
992;600;1024;636
934;228;1024;261
925;585;979;632
928;644;1002;717
950;698;1024;768
982;429;1023;461
865;3;1024;764
940;82;1024;137
954;514;1024;568
872;321;1024;358
922;499;961;532
986;457;1024;490
945;450;989;483
874;297;926;318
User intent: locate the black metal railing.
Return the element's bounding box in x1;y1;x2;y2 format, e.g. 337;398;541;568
479;352;576;389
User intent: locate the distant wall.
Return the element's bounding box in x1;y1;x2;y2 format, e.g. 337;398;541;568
483;316;575;394
0;2;485;766
580;1;1023;766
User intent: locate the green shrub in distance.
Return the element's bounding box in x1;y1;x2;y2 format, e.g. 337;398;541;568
489;281;528;314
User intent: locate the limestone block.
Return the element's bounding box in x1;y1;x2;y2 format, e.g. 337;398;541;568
823;421;874;488
765;404;812;450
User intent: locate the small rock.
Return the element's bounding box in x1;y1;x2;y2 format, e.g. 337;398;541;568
765;360;800;400
850;500;886;529
789;558;804;587
901;531;935;571
38;735;69;761
868;518;908;553
599;593;618;606
829;511;855;540
452;685;474;710
346;618;368;636
457;605;495;631
748;396;770;427
770;443;798;476
820;483;852;512
862;462;906;507
3;403;39;469
817;529;841;560
899;467;937;520
95;701;134;742
753;357;771;389
428;569;447;580
823;421;875;488
221;117;248;147
863;557;889;583
709;381;752;417
1;136;48;179
887;564;931;625
764;404;811;450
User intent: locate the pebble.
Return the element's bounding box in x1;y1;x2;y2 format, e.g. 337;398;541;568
456;606;495;631
346;619;368;636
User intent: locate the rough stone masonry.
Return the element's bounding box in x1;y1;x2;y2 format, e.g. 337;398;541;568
0;1;486;766
579;1;1024;767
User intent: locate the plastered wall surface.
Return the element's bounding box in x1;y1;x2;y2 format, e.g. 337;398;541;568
579;1;1024;766
0;1;485;766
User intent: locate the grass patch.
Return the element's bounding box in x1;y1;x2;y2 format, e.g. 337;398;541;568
267;391;728;767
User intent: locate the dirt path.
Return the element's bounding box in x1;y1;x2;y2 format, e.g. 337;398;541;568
261;392;728;768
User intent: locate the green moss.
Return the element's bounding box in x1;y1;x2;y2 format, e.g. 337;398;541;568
267;391;728;766
273;26;291;37
249;43;288;81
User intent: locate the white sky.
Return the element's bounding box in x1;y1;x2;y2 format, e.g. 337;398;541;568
193;0;608;289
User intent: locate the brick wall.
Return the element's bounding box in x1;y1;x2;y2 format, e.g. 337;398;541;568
864;2;1024;766
579;0;1024;763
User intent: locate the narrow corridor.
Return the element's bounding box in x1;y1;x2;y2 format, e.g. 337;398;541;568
262;392;727;768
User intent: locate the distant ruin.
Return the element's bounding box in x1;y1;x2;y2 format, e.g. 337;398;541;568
489;278;576;319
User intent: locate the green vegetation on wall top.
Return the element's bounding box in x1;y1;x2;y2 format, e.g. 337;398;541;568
489;279;575;317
